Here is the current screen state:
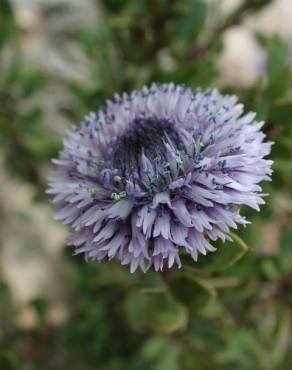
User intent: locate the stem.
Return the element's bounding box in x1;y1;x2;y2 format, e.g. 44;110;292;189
188;0;273;62
143;0;176;61
204;276;241;288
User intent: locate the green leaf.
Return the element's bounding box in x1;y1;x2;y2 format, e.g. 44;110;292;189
21;71;47;98
102;0;129;13
267;35;288;82
0;352;16;370
124;290;188;334
161;59;218;87
279;227;292;273
0;0;14;19
269;100;292;124
28;298;49;324
167;273;216;311
261;258;281;281
142;336;180;370
270;307;291;367
216;328;265;366
0;0;15;49
181;346;209;370
175;0;206;42
266;68;292;102
181;232;249;272
273;160;292;183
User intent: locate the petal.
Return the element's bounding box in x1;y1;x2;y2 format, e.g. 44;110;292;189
152;192;172;209
172;199;194;227
153;211;171;239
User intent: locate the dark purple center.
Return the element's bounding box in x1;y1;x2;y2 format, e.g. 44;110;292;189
113;116;183;174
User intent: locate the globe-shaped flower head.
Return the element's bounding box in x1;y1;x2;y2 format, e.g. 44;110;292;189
48;83;272;272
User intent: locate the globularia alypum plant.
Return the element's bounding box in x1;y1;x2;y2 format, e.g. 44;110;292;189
48;83;272;272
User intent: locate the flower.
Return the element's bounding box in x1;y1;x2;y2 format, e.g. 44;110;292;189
48;83;272;272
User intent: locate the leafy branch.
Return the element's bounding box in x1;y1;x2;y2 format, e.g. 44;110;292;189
188;0;273;62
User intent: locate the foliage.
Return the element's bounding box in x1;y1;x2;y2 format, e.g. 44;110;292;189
0;0;291;369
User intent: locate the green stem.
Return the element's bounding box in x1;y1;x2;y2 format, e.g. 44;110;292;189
188;0;273;62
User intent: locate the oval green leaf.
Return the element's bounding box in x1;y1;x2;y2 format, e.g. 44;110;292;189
124;290;188;334
167;273;217;311
181;232;249;272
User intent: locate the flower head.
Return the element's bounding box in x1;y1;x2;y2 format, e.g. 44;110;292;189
48;83;272;272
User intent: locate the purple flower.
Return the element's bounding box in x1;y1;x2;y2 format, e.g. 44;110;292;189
48;83;272;272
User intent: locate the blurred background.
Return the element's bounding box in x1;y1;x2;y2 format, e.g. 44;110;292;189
0;0;292;369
